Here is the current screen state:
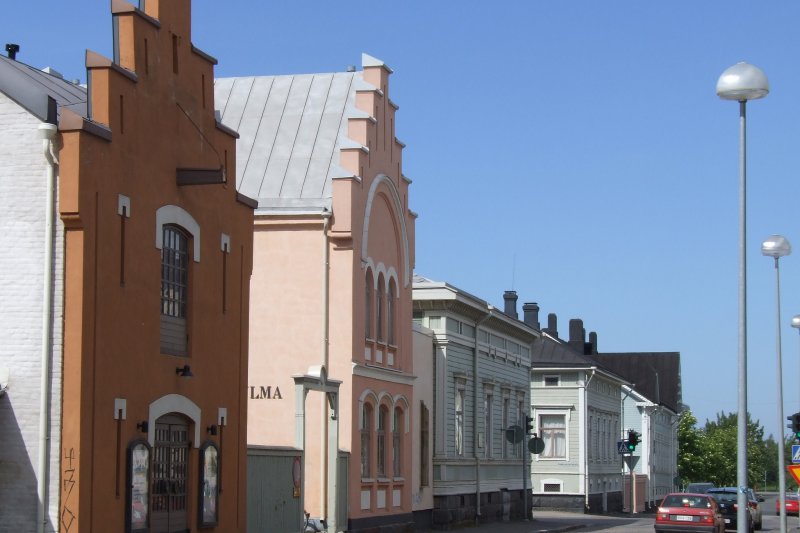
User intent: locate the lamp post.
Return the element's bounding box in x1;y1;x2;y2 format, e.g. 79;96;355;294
763;235;791;533
716;61;769;533
792;314;800;531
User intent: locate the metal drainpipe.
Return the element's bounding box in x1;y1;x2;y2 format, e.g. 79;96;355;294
583;368;596;511
37;122;58;533
473;311;491;522
320;209;331;525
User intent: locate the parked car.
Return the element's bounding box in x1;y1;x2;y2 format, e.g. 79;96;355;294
655;492;725;533
775;493;800;516
686;482;716;494
707;488;754;533
744;488;763;530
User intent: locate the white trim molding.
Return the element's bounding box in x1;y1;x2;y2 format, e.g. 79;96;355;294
147;393;202;447
155;204;201;262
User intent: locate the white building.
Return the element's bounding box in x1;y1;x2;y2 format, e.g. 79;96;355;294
412;278;538;528
0;54;86;532
529;314;629;513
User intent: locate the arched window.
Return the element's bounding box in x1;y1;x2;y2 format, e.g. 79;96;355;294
378;406;388;477
392;407;403;476
361;403;373;478
387;279;396;345
365;271;373;340
161;225;189;356
376;275;385;343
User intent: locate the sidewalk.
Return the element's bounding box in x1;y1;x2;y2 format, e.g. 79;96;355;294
417;510;646;533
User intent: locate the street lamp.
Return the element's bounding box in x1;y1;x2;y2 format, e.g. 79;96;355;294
793;315;800;533
716;61;769;533
763;234;791;533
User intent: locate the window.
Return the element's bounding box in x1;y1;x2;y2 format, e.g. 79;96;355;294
365;272;373;339
455;388;465;456
543;483;561;493
376;275;385;342
544;376;559;387
387;280;396;345
378;406;388;477
392;407;402;476
484;393;493;458
502;398;510;458
517;399;525;458
540;414;566;459
161;225;189;356
361;404;372;478
420;403;429;487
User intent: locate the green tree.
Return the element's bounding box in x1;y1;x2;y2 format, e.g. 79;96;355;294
703;411;768;487
677;410;706;486
678;410;770;488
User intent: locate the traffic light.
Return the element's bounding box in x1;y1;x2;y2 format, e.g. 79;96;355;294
626;429;640;451
787;412;800;439
525;415;533;435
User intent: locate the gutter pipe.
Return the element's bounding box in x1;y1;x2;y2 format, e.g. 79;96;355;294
320;209;331;526
583;368;596;511
37;122;58;533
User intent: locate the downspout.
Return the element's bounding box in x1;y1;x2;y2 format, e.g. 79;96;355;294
37;122;58;533
583;368;596;511
473;311;491;522
320;209;331;524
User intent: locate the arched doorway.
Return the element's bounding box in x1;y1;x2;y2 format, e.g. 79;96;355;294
151;413;190;533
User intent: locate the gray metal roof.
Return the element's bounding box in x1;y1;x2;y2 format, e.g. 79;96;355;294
0;55;86;122
215;60;380;214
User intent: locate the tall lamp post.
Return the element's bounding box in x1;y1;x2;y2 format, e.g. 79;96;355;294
792;313;800;531
716;61;769;533
763;235;791;533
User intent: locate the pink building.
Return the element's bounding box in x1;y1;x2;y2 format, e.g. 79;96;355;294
215;53;416;532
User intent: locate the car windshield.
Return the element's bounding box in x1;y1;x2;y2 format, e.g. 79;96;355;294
662;495;712;508
708;491;737;502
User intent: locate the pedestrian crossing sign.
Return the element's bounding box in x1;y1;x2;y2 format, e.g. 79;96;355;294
793;445;800;464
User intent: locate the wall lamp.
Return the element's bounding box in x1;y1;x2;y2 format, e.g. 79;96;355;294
136;421;149;433
207;424;218;436
175;364;193;378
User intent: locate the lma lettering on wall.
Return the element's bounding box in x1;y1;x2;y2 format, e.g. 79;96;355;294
249;385;283;400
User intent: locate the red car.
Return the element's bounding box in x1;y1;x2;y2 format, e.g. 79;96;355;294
655;492;725;533
776;494;800;516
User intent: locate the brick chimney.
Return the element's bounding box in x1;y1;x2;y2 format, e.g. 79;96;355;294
503;291;518;319
588;332;598;354
543;313;558;337
568;319;585;352
522;302;540;330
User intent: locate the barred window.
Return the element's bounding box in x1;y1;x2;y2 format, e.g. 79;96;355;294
161;226;188;318
160;225;189;356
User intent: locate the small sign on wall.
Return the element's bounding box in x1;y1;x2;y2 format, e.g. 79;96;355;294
249;386;282;400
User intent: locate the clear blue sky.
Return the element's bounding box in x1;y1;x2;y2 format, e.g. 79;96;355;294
5;1;800;440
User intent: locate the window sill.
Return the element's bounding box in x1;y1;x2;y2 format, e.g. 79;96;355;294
393;477;405;483
376;477;391;484
361;477;375;484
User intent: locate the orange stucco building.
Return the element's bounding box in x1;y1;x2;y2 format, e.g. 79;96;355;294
57;1;253;532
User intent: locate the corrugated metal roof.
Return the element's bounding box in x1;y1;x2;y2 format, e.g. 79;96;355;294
0;55;87;122
215;68;376;213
